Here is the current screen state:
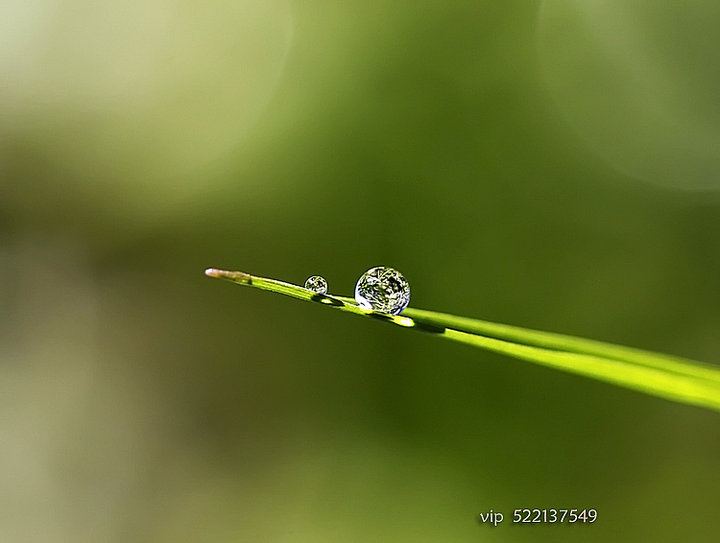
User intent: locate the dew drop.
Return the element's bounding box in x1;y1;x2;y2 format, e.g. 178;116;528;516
354;266;410;315
304;275;328;294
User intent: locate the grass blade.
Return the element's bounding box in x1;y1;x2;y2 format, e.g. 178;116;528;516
205;268;720;412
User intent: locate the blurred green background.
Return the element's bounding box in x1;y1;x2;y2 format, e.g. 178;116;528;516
2;1;719;541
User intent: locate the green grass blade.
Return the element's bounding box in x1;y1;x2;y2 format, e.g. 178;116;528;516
205;268;720;412
397;306;720;385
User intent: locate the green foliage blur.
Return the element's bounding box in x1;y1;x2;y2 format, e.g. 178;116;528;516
2;2;719;542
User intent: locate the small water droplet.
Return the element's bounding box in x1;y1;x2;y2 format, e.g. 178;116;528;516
354;266;410;315
304;275;328;294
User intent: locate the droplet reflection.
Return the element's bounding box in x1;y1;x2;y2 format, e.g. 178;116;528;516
354;266;410;315
304;275;328;294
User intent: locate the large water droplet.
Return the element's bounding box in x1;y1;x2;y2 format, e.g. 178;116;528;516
304;275;328;294
354;266;410;315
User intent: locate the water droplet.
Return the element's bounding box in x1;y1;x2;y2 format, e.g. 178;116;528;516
304;275;328;294
354;266;410;315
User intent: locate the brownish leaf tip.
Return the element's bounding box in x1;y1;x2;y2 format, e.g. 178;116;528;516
204;267;223;278
204;268;252;282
